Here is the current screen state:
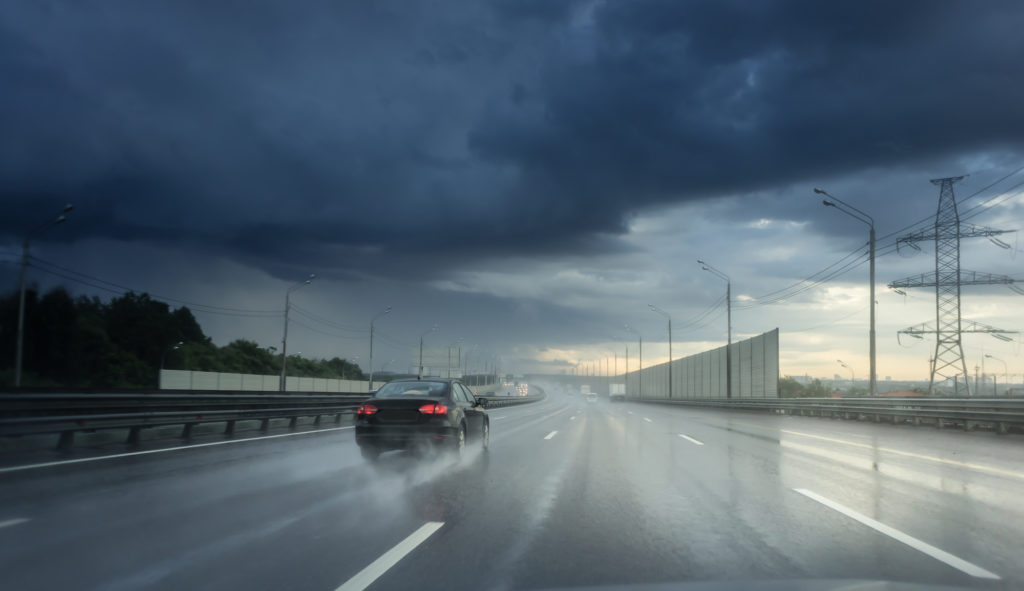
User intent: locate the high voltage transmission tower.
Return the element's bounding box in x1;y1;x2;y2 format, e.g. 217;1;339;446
888;176;1017;396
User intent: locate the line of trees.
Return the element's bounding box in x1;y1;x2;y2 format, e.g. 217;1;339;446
0;287;364;389
779;376;834;397
779;376;871;397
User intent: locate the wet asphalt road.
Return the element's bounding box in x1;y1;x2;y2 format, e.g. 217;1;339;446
1;393;1022;590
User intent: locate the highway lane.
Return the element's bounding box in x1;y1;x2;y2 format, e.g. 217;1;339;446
1;393;1021;589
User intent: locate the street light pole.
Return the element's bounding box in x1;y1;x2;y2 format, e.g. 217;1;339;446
15;204;73;387
625;325;642;399
698;260;732;398
418;325;437;378
158;341;184;389
648;304;672;399
985;354;1007;396
817;188;876;397
838;359;855;391
280;274;315;391
368;306;391;390
446;338;463;379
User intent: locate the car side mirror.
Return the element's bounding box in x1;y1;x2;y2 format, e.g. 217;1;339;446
476;397;488;408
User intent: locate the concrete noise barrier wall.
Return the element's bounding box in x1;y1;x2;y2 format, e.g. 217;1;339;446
160;369;371;393
626;328;779;399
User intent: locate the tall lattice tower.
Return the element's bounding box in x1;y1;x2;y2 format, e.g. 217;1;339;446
888;177;1016;395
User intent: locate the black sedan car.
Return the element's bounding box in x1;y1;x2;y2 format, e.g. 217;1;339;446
355;378;489;461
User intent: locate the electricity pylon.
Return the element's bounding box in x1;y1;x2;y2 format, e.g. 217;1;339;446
888;177;1017;395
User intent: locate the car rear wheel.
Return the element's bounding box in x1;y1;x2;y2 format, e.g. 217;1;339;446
454;424;466;457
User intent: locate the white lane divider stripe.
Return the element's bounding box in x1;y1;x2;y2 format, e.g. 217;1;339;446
570;416;577;421
627;411;634;415
793;488;1000;580
544;431;558;440
678;434;704;446
643;417;652;423
335;521;445;591
0;426;355;475
491;416;508;420
0;518;30;530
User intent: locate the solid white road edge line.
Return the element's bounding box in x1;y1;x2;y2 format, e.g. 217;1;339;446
643;417;652;423
335;521;445;591
678;434;704;446
0;518;30;530
544;431;558;440
793;488;1000;580
0;426;355;475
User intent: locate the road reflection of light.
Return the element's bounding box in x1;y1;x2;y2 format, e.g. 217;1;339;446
779;439;1022;516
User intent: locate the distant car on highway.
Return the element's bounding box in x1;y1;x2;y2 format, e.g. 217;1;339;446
586;392;598;403
355;378;489;461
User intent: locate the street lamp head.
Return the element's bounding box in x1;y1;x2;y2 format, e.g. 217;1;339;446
701;266;709;271
822;200;835;207
813;188;826;195
696;259;705;265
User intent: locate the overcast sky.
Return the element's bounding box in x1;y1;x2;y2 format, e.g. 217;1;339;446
2;0;1023;382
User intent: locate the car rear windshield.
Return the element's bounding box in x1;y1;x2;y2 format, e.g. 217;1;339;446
374;381;449;398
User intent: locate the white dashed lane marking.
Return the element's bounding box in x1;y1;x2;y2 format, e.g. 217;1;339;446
678;434;704;446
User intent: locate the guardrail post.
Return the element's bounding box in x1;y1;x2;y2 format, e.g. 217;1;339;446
313;415;321;428
225;420;235;436
335;413;342;425
57;430;74;452
182;423;195;440
288;417;298;430
126;426;141;446
260;419;270;432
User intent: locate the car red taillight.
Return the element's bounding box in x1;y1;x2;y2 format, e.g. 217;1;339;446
418;403;448;415
357;403;379;416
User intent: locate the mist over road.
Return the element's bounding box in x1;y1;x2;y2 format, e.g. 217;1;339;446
1;392;1021;589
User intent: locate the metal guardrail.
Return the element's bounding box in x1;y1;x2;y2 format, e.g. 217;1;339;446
0;389;546;451
478;393;546;408
629;396;1024;434
0;392;370;450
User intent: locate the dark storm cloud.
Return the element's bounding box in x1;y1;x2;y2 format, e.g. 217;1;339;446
2;0;1022;280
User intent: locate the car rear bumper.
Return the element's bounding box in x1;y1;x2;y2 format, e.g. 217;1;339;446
355;424;458;451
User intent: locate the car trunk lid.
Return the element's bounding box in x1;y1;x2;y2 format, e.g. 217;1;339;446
368;396;444;424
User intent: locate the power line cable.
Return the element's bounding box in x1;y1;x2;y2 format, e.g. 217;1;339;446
28;255;282;316
289;303;367;333
288;317;367;341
